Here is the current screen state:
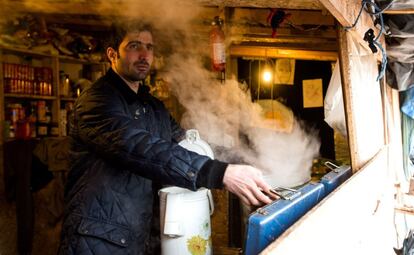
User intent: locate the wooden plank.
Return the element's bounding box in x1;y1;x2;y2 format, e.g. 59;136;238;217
232;8;335;26
4;94;56;100
230;26;337;40
211;190;229;248
384;9;414;14
338;29;385;171
186;0;323;9
319;0;358;27
229;21;338;37
230;45;337;61
233;37;338;52
262;147;396;255
0;46;57;58
337;28;357;171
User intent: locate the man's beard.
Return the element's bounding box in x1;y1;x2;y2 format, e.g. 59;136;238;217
130;61;150;81
130;71;148;81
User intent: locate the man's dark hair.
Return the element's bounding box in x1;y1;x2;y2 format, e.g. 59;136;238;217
104;20;154;56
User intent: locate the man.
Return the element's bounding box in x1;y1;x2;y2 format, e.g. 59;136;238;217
59;21;274;255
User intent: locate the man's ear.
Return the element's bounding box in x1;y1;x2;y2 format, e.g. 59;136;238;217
106;47;118;63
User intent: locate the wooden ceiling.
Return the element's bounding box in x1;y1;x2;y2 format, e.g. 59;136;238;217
6;0;414;15
2;0;338;57
4;0;325;14
3;0;411;68
4;0;411;64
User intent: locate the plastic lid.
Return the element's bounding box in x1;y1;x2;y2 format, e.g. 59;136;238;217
178;129;214;159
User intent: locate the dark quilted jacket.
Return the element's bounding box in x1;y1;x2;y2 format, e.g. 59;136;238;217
58;69;227;255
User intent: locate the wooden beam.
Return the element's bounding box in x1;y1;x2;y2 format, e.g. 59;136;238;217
319;0;359;27
230;45;337;61
384;9;414;14
184;0;323;9
232;8;335;26
229;26;337;39
4;0;323;16
232;38;338;51
231;30;338;51
338;28;386;170
338;28;358;170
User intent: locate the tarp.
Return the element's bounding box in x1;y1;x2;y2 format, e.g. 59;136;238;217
379;1;414;90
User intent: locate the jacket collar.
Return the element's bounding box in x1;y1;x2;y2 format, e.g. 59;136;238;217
105;68;151;103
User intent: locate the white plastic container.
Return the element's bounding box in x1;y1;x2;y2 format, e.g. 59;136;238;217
159;129;215;255
159;187;214;255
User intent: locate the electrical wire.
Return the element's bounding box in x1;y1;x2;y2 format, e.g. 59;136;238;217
345;0;395;30
374;40;388;81
344;0;395;81
365;0;396;15
286;22;322;32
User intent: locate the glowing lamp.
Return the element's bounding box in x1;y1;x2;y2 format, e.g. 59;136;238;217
262;69;273;83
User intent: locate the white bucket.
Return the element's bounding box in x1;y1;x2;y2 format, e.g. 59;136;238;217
159;187;214;255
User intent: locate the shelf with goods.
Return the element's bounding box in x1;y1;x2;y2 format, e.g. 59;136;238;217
0;46;108;144
56;56;108;136
0;46;57;144
4;93;56;100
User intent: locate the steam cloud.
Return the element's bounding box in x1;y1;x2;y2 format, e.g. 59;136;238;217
165;56;320;188
3;0;320;188
147;0;321;188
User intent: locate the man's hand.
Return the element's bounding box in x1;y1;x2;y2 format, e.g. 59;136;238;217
222;164;276;206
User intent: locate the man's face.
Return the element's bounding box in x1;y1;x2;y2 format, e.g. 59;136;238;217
109;30;154;82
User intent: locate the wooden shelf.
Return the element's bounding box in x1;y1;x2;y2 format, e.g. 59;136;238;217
4;93;57;100
60;97;77;101
0;46;105;65
0;45;58;58
58;55;104;65
3;137;42;143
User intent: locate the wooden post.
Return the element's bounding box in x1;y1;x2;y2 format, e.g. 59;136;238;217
337;27;358;171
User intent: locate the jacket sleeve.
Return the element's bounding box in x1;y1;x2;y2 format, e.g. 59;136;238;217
169;114;185;143
73;85;226;190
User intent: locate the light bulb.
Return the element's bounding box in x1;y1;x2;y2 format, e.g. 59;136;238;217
263;70;272;83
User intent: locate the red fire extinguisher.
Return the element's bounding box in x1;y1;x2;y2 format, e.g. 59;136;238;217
210;16;226;73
